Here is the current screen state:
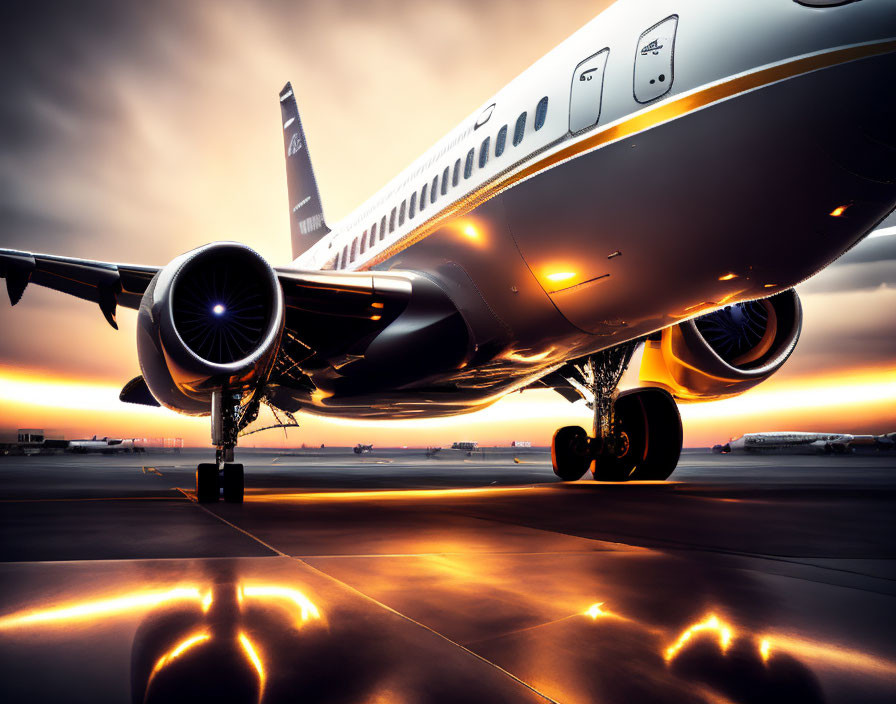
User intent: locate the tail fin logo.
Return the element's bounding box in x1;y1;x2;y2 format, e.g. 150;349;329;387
288;132;303;157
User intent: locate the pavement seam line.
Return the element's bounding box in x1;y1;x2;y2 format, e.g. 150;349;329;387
292;554;562;704
178;490;559;703
180;494;288;558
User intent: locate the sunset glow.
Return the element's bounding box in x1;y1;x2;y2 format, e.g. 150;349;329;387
0;363;893;447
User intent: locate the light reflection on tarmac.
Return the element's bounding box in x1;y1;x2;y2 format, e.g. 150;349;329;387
0;448;894;703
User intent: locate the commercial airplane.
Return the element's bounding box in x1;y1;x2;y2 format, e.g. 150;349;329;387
67;436;144;454
2;0;895;502
713;431;895;455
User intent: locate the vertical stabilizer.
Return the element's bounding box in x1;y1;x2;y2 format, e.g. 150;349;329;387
279;82;329;260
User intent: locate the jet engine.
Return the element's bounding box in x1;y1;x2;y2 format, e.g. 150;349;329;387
136;242;285;414
639;289;801;402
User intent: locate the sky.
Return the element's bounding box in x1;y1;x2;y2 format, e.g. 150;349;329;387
0;0;894;447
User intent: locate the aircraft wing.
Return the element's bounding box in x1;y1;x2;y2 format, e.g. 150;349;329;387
0;247;423;408
0;248;414;344
0;248;160;329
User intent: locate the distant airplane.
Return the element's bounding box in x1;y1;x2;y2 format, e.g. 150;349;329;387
68;436;144;454
451;442;479;451
713;432;896;455
2;0;895;501
353;444;373;455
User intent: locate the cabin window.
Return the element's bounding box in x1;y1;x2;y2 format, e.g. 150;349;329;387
479;136;490;169
409;192;417;218
371;222;377;242
441;167;449;195
360;231;367;254
341;245;348;268
464;149;474;179
334;250;341;270
452;159;461;186
399;200;406;226
389;207;397;232
349;239;357;263
380;215;387;239
420;183;428;210
496;125;507;157
431;176;438;203
513;112;526;146
534;96;548;130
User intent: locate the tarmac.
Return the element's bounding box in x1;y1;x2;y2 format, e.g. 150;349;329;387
0;447;894;703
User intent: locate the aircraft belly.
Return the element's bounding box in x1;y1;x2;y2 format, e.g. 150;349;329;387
503;51;896;336
373;194;596;377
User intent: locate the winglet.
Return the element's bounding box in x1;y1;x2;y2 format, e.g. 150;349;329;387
280;82;329;260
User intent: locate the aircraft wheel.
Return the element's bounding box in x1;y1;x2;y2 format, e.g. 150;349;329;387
592;440;634;482
552;425;591;481
222;463;244;503
595;388;682;481
196;463;219;502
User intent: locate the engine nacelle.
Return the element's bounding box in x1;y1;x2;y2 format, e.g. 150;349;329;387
639;289;801;402
136;242;284;415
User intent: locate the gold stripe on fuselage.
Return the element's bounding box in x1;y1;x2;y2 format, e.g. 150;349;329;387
358;38;896;271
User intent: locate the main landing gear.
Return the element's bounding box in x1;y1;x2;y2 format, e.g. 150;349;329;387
196;390;249;503
551;345;683;482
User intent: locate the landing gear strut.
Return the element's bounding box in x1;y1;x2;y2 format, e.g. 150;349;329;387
551;344;683;482
195;390;248;503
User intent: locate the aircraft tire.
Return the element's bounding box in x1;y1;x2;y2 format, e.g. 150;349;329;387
222;463;244;503
196;463;219;502
595;388;682;482
552;425;590;481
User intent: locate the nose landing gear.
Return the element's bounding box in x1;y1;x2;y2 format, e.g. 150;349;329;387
195;390;253;503
551;345;683;482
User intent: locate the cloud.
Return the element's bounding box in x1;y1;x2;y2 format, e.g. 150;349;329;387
0;0;893;443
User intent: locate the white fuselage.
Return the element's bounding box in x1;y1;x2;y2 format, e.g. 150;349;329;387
295;0;895;279
276;0;896;418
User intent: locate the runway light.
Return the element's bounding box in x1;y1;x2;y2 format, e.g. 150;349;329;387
238;631;266;701
664;614;735;662
718;273;738;281
763;283;777;288
759;638;772;663
370;315;382;321
212;304;226;315
462;224;480;240
201;590;213;613
371;302;384;309
546;271;576;283
829;204;850;217
242;585;321;626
